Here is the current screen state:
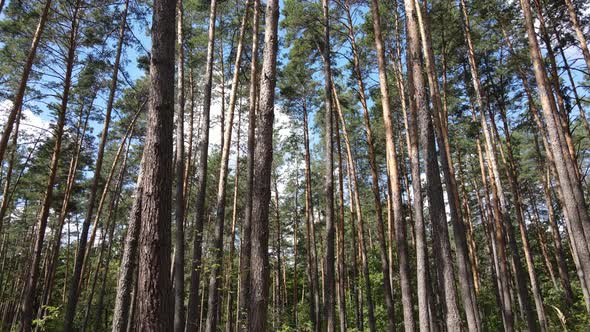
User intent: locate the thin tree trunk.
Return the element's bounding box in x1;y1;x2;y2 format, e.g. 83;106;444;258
460;1;531;329
273;174;282;328
338;3;395;330
21;2;80;329
370;0;415;329
533;0;579;179
319;1;336;331
563;0;590;72
83;146;128;331
503;27;578;307
332;83;385;332
334;102;346;332
0;0;52;167
186;1;217;330
237;0;259;329
292;173;299;328
173;0;186;330
38;100;93;320
0;106;22;238
205;2;250;330
64;0;129;325
248;0;279;329
492;100;548;331
303;102;321;332
79;103;143;294
136;0;176;329
224;109;242;332
554;29;590;142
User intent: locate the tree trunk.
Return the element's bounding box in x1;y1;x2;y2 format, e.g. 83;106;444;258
319;1;336;331
112;161;144;332
414;0;481;329
38;100;93;320
460;1;527;328
205;2;250;330
224;109;242;332
334;116;346;332
83;146;128;331
64;0;129;325
136;0;176;329
273;175;282;328
0;106;22;239
339;2;395;330
186;1;217;330
403;0;436;329
303;102;321;332
248;0;278;329
520;0;590;310
492;100;548;331
238;0;259;329
370;0;415;330
563;0;590;72
0;0;52;167
172;0;186;330
21;2;80;329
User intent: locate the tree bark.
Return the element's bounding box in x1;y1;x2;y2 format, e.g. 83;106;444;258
136;0;176;329
403;0;435;330
248;0;278;329
112;162;144;332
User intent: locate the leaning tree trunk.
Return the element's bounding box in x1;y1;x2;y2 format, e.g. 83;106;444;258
112;158;144;332
340;2;395;330
369;0;415;330
563;0;590;72
520;0;590;308
0;0;52;167
186;1;217;331
136;0;176;329
63;0;129;326
248;0;279;329
21;2;80;330
332;83;382;332
205;2;250;330
414;0;481;329
0;106;22;238
38;100;94;320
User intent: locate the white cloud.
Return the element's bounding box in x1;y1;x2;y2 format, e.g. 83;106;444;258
0;99;51;139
